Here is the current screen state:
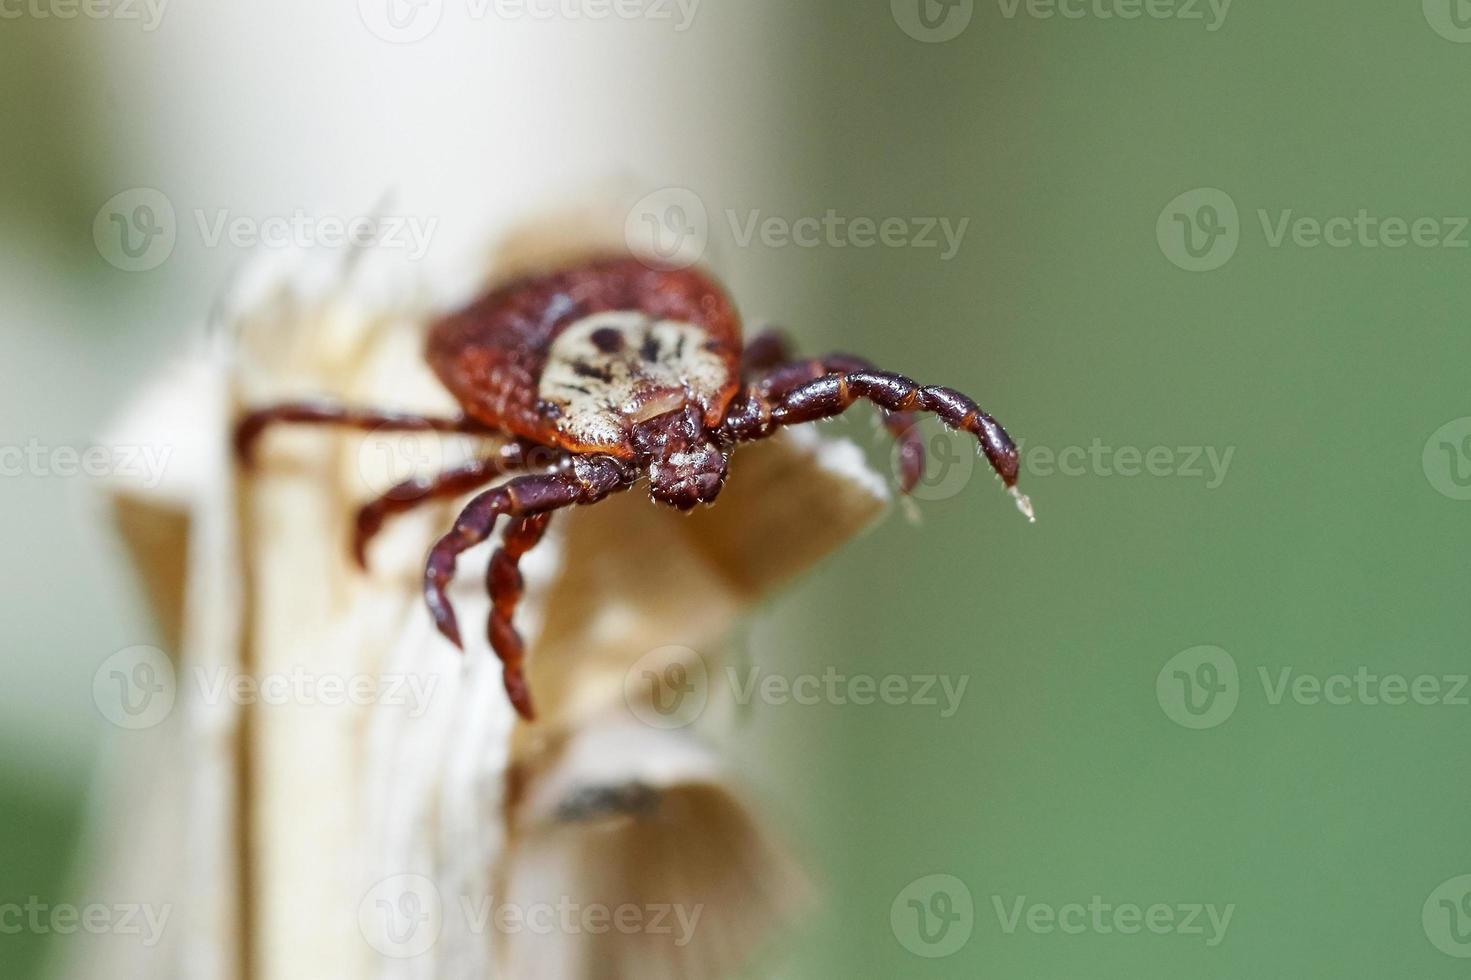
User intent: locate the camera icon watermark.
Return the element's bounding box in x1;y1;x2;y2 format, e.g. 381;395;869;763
623;645;709;729
93;188;176;273
1157;188;1239;272
359;874;444;958
358;0;444;42
891;874;974;958
1156;645;1238;729
625;188;709;271
1424;0;1471;42
1424;874;1471;957
93;645;177;730
1423;417;1471;501
891;0;974;42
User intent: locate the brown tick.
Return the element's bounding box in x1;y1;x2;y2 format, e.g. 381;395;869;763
236;256;1032;720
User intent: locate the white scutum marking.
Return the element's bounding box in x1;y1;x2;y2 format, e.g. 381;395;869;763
538;311;729;447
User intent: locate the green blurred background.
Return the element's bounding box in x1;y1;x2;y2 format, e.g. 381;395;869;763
4;1;1471;977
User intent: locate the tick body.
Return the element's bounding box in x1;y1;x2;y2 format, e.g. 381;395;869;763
237;255;1031;720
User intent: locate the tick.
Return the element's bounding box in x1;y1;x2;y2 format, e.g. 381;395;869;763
236;255;1032;720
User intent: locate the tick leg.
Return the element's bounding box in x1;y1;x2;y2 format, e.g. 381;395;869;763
424;456;635;657
234;400;497;465
740;328;796;378
754;354;928;494
352;441;568;569
485;512;553;720
720;371;1032;519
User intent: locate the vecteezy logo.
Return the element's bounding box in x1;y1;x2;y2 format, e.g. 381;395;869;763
1424;0;1471;43
890;874;974;958
1424;875;1471;957
358;874;443;958
1157;188;1239;272
625;188;709;271
1157;645;1239;729
891;0;974;42
1423;418;1471;500
355;426;450;500
623;646;709;729
92;645;177;730
93;188;176;272
899;425;976;501
358;0;443;43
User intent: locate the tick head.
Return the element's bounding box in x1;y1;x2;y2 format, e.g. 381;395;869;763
634;404;728;511
649;439;727;510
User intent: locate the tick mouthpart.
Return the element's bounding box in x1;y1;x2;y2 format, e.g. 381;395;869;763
648;453;727;510
646;434;728;510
